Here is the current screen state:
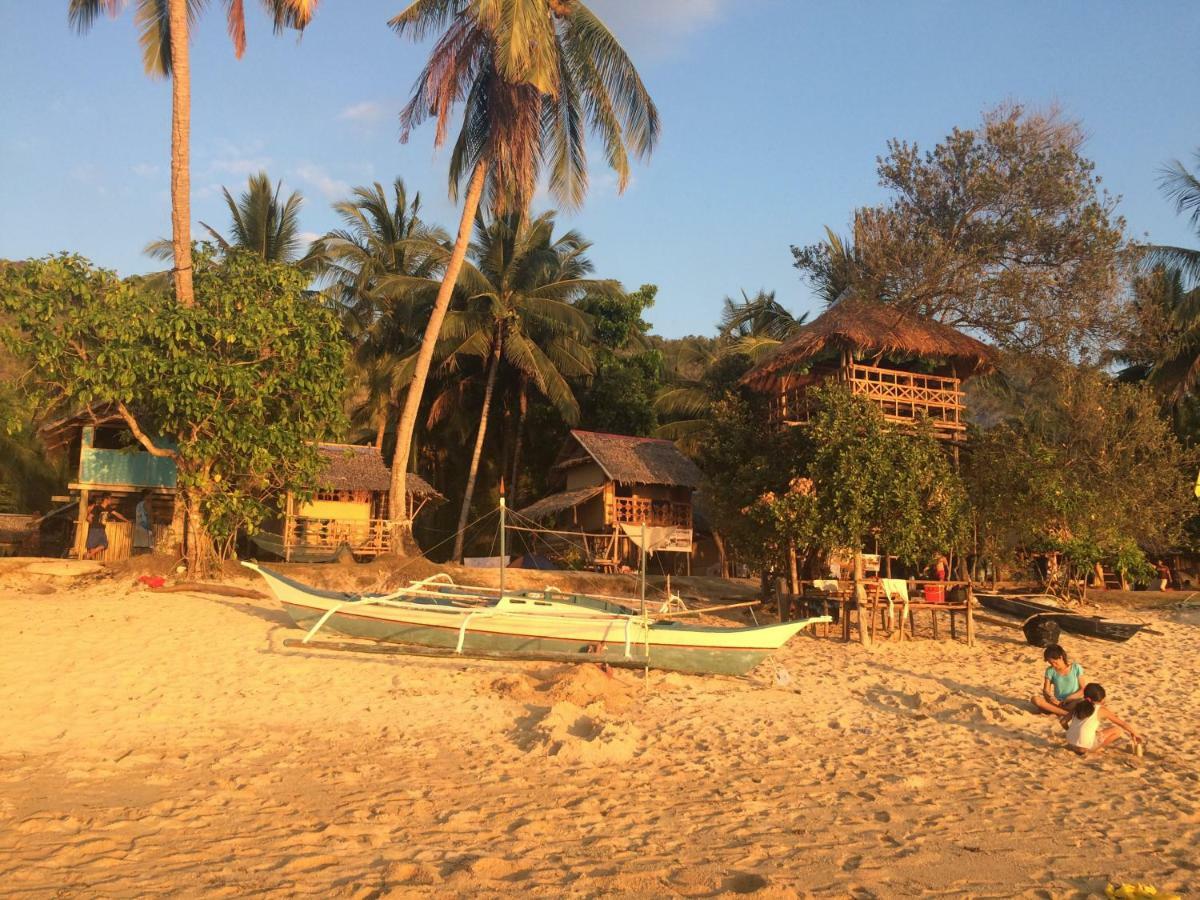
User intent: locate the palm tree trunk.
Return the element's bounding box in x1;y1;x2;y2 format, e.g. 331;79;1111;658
389;160;488;540
452;330;502;562
509;376;528;506
374;410;386;451
167;0;194;308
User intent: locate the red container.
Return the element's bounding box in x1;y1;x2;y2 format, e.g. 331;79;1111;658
923;584;946;603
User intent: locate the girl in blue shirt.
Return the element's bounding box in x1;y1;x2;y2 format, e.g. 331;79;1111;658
1031;644;1087;715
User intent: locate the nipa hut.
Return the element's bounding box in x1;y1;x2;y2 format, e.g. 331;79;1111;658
739;297;997;441
255;443;444;562
515;430;703;571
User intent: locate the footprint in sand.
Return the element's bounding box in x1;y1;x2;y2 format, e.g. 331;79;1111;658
722;871;769;893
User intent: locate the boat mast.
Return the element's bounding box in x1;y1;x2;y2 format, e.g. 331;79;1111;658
499;479;506;600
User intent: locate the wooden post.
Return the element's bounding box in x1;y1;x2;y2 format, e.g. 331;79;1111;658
284;492;294;563
74;488;89;559
854;551;871;647
966;583;975;648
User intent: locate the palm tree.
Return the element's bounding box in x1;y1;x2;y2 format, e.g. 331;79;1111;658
653;337;721;454
68;0;320;307
717;289;808;363
148;170;307;264
1144;149;1200;289
428;211;614;559
1127;150;1200;412
385;0;659;538
309;179;450;448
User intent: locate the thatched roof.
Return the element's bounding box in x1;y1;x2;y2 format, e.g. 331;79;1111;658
740;298;997;389
316;443;443;500
557;430;703;489
515;485;605;521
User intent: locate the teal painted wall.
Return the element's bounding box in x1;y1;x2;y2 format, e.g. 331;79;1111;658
80;447;177;488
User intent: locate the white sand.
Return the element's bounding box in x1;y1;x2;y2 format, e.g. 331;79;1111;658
0;566;1196;897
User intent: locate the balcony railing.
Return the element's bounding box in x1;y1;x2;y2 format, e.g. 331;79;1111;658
610;496;692;529
775;363;965;439
285;516;392;556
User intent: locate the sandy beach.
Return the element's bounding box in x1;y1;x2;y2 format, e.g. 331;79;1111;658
0;561;1196;898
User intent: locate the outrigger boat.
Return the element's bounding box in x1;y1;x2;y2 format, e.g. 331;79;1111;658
244;562;827;676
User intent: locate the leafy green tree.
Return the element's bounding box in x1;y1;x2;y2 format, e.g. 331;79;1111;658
385;0;659;540
0;251;347;571
701;386;968;614
69;0;321;307
575;283;662;437
965;365;1196;585
793;105;1128;359
806;386;968;570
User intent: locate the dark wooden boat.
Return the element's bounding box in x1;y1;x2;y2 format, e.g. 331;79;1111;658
975;593;1145;643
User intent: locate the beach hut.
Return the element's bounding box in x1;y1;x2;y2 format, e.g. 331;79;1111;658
254;443;444;562
515;430;703;571
739;297;996;442
39;410;180;560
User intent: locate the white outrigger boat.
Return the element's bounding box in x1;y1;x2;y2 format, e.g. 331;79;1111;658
244;562;827;677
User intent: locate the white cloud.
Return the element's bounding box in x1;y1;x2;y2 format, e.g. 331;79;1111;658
339;100;387;124
132;163;161;178
210;157;272;177
293;162;350;200
587;0;731;55
296;231;322;249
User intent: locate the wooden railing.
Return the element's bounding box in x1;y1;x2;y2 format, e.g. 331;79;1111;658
775;363;965;439
610;497;692;528
285;516;392;556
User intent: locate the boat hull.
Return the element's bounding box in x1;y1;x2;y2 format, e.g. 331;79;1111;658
247;564;817;676
976;594;1143;643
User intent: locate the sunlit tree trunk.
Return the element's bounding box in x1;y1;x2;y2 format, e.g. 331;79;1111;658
452;329;502;561
389;161;488;544
167;0;194;308
509;375;528;506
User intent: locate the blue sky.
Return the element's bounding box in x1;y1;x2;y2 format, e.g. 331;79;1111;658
1;1;1197;337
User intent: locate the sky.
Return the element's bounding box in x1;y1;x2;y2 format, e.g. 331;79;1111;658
1;0;1197;338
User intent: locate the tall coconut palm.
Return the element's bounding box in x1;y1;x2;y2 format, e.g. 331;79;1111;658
309;179;450;448
68;0;320;307
424;211;614;559
147;170;307;264
385;0;659;538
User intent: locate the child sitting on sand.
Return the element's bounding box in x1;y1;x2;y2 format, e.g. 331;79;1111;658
1031;644;1087;715
1062;683;1143;755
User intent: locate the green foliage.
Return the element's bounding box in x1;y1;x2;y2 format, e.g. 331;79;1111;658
806;386;969;566
965;365;1197;569
0;251;348;560
698;390;813;572
700;385;968;574
576;284;662;436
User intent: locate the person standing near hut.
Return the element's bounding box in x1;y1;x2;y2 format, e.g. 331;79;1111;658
134;490;154;554
85;495;127;560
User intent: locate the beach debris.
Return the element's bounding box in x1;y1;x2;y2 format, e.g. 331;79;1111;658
1106;884;1180;900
